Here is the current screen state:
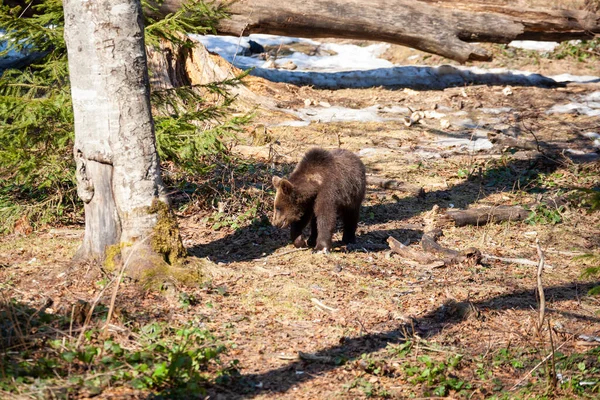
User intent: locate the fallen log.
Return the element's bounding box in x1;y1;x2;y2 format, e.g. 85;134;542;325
155;0;600;63
445;205;530;227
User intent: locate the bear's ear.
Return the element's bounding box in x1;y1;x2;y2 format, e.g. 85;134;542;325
272;176;282;188
279;179;294;196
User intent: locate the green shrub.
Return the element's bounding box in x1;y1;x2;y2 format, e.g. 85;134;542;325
0;0;248;233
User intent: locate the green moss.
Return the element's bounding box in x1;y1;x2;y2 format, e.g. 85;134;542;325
103;244;122;272
140;258;206;291
148;199;187;265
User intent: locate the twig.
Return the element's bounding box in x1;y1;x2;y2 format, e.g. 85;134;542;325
526;245;586;257
547;319;557;389
311;297;338;313
510;338;570;391
277;354;299;360
482;253;553;269
254;247;309;263
75;278;114;347
2;292;26;347
419;345;463;356
536;239;546;334
355;318;368;336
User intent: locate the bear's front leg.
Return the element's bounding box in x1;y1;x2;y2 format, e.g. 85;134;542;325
314;209;336;253
290;212;312;248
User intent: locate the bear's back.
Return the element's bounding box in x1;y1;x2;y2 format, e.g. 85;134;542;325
291;148;365;208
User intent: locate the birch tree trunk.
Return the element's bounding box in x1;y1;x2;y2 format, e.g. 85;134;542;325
63;0;184;276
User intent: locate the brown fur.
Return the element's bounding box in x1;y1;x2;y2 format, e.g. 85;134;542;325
272;148;366;252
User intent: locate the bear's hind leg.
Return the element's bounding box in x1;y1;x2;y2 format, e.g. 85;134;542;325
307;216;318;247
341;208;360;244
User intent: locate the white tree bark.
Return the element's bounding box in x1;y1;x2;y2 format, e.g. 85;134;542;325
64;0;181;271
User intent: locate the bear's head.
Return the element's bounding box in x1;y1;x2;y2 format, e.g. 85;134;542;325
272;176;304;228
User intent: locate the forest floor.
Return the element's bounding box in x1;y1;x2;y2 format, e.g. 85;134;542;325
2;42;600;399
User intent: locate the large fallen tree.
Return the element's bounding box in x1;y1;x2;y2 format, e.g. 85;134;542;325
154;0;600;62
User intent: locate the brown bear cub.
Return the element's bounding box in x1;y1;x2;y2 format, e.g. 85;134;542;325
272;148;366;253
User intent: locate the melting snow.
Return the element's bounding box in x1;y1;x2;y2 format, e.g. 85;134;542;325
508;41;559;52
190;34;392;72
435;130;493;152
550;74;600;83
479;107;513;115
192;34;599;89
292;104;408;123
546;91;600;117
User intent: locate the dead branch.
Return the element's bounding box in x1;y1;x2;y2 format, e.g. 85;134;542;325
311;298;339;313
482;254;554;270
253;247;310;264
387;236;439;265
420;229;482;266
547;319;558;389
387;230;481;268
298;351;337;364
366;176;425;198
488;131;541;152
536;239;546;335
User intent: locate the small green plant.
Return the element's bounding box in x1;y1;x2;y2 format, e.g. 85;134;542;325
388;340;413;357
345;376;391;398
1;299;235;397
573;187;600;212
206;202;261;231
550;347;600;395
578;253;600;295
403;354;471;397
551;38;600;62
526;203;564;225
493;348;526;369
457;168;470;179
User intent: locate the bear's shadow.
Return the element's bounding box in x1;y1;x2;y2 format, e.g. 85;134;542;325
187;209;422;264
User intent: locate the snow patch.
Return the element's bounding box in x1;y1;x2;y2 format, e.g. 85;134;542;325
435;138;493;152
583;132;600;140
508;41;559;52
585;91;600;101
293;105;398;123
546;91;600;116
276;120;311;127
479;107;513;115
550;74;600;83
190;34;391;72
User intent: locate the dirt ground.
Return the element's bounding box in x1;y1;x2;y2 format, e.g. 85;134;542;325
2;42;600;399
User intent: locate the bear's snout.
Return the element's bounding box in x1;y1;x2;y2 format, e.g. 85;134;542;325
271;212;288;228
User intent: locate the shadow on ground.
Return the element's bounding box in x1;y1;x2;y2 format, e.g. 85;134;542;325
249;65;579;90
184;280;600;399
